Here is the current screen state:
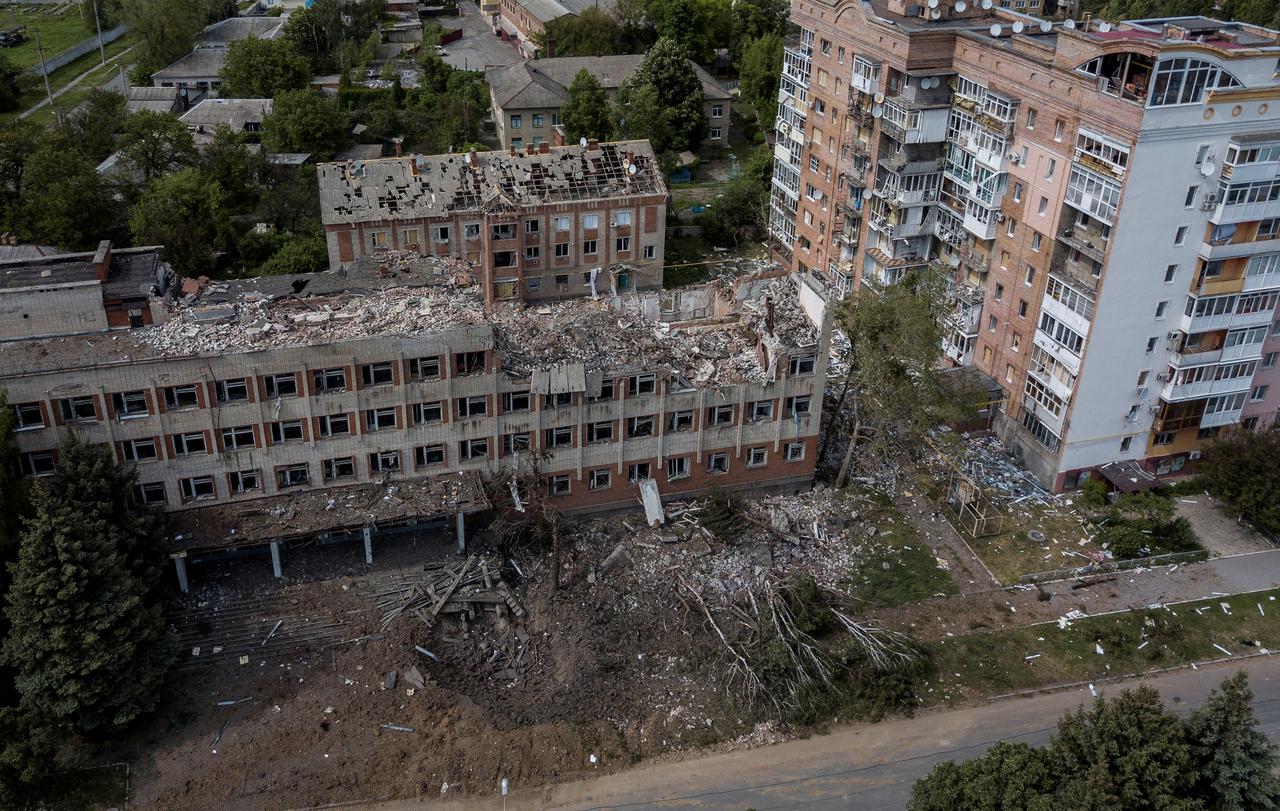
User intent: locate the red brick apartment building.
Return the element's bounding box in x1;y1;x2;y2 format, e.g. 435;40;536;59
768;0;1280;491
0;253;832;588
319;140;668;305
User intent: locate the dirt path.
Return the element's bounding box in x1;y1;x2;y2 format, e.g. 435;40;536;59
1176;494;1274;557
18;42;135;119
898;490;1000;594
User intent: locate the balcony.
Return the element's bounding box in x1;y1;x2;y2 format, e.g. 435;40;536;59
1244;266;1280;292
1200;406;1244;429
1181;303;1277;334
865;246;930;270
1049;252;1102;292
1207;195;1280;226
1057;227;1108;265
1199;235;1280;261
1161;374;1253;403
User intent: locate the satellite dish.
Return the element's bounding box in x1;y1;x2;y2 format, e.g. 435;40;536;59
1200;160;1217;177
874;91;886;104
930;8;942;19
925;77;937;88
1098;21;1111;32
1040;19;1051;31
954;1;966;10
463;152;472;165
579;136;588;147
949;254;961;267
927;0;938;7
1064;17;1076;28
1012;20;1024;32
872;104;884;118
990;23;1002;35
981;0;992;8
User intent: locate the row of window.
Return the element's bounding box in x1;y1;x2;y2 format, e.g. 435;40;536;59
120;442;811;506
500;237;655;265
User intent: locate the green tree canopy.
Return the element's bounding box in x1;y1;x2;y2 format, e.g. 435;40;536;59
646;0;732;64
1;434;174;735
60;88;129;165
257;232;329;275
200;126;269;212
116;109;198;185
539;6;626;56
130;167;233;275
1184;671;1280;809
220;37;312;98
263;88;351;157
1197;429;1280;532
738;33;783;122
0;55;28;113
561;69;613;142
17;142;116;250
699;144;772;247
613;37;707;156
116;0;232;82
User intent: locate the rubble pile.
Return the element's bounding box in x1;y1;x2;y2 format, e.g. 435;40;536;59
933;431;1053;504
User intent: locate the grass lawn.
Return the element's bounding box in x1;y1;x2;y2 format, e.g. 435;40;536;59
922;588;1280;705
844;498;959;608
0;6;97;71
1;33;136;125
961;502;1104;585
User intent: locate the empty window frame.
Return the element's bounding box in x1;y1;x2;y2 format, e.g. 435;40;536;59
264;372;298;398
121;438;159;461
323;456;356;480
784;442;806;461
215;378;249;403
627;462;651;483
112;390;149;419
544;392;573;408
502;432;531;455
365;408;398;431
454;351;485;375
707;452;729;474
628;415;655;438
667;456;690;480
547;474;571;496
785;395;812;417
587;421;613;443
707;405;734;426
409;356;443;380
503;391;531;412
276;463;310;488
412;401;444;425
136;481;167;505
163;385;199;410
313;368;347;393
172;431;208;455
229;469;261;493
460;438;489;460
667;410;694;432
588;468;611;490
456;396;487;418
270;419;305;443
545;426;572;447
747;447;768;467
414;444;445;468
361;362;394;387
221;425;256;450
317;413;351;437
180;476;216;502
748;400;774;422
368;450;401;474
789;354;817;375
628;373;656;396
13;402;43;430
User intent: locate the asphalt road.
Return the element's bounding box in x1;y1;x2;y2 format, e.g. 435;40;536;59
440;2;520;74
389;656;1280;811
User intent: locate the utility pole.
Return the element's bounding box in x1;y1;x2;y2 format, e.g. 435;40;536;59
92;0;105;65
34;30;52;108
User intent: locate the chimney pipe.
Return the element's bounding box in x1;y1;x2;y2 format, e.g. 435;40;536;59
525;142;536;155
539;141;549;154
765;295;774;337
469;148;478;165
587;138;599;151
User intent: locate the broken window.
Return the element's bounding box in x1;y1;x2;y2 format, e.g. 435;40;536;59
314;368;347;393
323;457;356;480
410;356;442;380
464;223;481;239
544;392;572;408
216;378;249;403
434;225;450;243
707;453;729;474
454;351;485;376
112;390;149;419
628;415;654;438
667;410;693;432
414;445;445;468
412;401;444;425
460;437;488;460
180;476;216;502
317;413;351;437
587;378;614;401
628;373;656;396
545;426;572;447
163;385;199;410
784;442;806;462
276;464;310;488
20;451;55;476
221;425;255;450
456;396;487;418
120;438;158;462
504;391;531;412
707;405;734;427
547;474;570;496
789;354;817;375
172;432;207;455
525;218;540;234
270;420;305;443
747;447;768;467
667;456;690;480
502;432;531;456
628;462;651;483
587;421;613;443
361;362;394;387
264;372;298;398
136;481;167;505
748;400;774;422
785;396;812;418
13;402;43;430
58;396;97;422
229;469;261;493
365;408;397;431
493;250;516;267
368;451;400;474
491;223;515;240
589;468;611;490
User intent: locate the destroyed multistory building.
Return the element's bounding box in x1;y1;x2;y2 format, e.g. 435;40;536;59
318;140;668;305
771;4;1280;489
1;253;831;528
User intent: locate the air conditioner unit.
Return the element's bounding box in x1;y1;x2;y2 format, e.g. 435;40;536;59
994;212;1006;223
1167;331;1180;340
779;121;792;135
1189;450;1201;460
1006;152;1021;164
1200;194;1218;211
609;219;617;227
1156;372;1171;382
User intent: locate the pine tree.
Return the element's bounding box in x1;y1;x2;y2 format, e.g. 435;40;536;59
1184;672;1280;810
2;434;174;735
561;69;612;143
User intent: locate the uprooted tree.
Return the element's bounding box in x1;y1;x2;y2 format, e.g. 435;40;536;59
820;264;963;488
487;449;566;589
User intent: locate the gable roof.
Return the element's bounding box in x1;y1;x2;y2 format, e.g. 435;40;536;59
486;54;732;111
197;14;288;46
152;48;228;82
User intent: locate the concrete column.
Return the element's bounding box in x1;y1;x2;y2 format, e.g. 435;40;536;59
455;511;466;552
270;540;283;579
363;526;373;564
173;553;189;594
